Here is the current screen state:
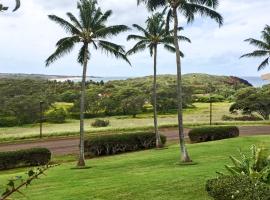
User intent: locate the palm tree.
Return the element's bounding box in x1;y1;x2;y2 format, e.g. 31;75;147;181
46;0;130;167
137;0;223;162
241;25;270;71
0;0;20;11
127;12;190;148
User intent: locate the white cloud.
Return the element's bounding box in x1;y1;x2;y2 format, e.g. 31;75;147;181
0;0;269;77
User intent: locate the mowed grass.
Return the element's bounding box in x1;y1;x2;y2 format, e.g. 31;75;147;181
0;102;269;142
0;136;269;200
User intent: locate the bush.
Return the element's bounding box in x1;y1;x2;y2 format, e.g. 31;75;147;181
46;108;67;124
206;175;270;200
0;148;51;170
91;119;110;128
0;116;18;127
195;95;225;103
188;126;239;143
84;132;166;157
222;115;263;121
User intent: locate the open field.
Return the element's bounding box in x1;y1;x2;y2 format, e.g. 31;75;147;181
0;136;269;200
0;102;269;142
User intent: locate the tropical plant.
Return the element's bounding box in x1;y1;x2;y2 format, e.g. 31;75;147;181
224;145;270;184
0;0;20;12
137;0;223;162
241;25;270;71
46;0;130;166
127;12;190;148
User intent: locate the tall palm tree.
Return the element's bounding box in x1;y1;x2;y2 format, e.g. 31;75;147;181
46;0;130;167
0;0;20;11
127;12;190;148
137;0;223;162
241;25;270;71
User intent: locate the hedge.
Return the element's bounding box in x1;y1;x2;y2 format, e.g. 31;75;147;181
188;126;239;143
206;175;270;200
84;132;166;157
0;148;51;170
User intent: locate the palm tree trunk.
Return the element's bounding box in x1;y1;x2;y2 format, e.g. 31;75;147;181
77;44;88;167
153;45;162;148
172;7;192;162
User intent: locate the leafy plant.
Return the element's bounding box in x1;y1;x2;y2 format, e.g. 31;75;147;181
224;145;270;184
46;108;67;124
1;165;57;200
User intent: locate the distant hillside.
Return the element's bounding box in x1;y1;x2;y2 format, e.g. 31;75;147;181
107;73;252;96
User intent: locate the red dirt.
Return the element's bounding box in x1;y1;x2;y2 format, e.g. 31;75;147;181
0;126;269;156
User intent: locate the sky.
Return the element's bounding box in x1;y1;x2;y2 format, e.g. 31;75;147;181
0;0;269;77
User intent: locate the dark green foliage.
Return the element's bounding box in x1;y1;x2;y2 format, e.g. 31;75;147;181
59;90;80;103
91;119;110;127
195;95;225;103
230;87;270;120
0;116;17;127
0;148;51;170
222;115;263;121
84;132;166;156
206;175;270;200
46;108;67;124
188;126;239;143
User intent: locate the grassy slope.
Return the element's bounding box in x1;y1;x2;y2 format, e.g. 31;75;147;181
0;136;269;200
0;102;269;142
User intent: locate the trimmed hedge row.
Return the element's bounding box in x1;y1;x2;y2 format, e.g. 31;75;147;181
188;126;239;143
84;132;166;157
206;175;270;200
0;148;51;170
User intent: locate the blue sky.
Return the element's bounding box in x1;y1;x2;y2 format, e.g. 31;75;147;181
0;0;269;77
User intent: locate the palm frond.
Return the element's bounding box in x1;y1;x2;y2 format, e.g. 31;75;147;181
127;42;147;55
77;44;90;65
48;15;81;35
132;24;151;37
258;57;269;71
98;40;131;65
46;36;79;66
95;25;130;38
127;34;147;41
240;50;269;58
164;44;184;57
13;0;20;11
181;2;223;26
66;12;83;30
244;38;269;50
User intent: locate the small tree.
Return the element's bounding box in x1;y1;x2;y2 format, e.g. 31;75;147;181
230;87;270;120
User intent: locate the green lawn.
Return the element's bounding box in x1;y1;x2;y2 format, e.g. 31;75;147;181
0;136;269;200
0;102;269;142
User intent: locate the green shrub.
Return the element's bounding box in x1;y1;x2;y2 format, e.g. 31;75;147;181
206;175;270;200
46;108;67;124
91;119;110;128
0;116;17;127
195;95;225;103
222;115;263;121
0;148;51;170
188;126;239;143
84;132;166;157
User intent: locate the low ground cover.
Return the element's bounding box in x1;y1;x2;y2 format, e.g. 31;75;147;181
0;136;269;200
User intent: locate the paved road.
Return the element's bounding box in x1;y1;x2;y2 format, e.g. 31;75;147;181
0;126;269;155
